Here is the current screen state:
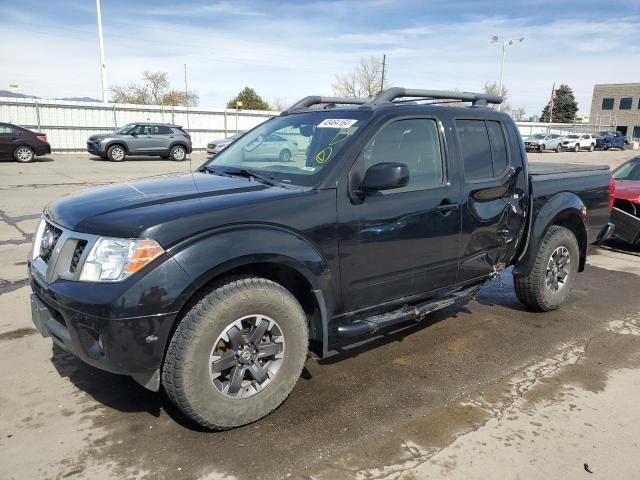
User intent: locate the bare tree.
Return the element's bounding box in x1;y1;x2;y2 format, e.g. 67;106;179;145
110;71;199;106
332;56;387;99
269;97;288;111
510;107;527;121
483;81;527;119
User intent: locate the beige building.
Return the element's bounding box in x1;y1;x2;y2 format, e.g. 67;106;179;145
590;83;640;140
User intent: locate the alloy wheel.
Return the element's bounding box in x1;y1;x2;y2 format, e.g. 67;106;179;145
546;246;570;293
15;147;33;162
210;314;284;399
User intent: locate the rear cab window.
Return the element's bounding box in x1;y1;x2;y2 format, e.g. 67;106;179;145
455;119;510;182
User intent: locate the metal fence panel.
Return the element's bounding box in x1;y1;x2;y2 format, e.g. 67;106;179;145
0;97;277;152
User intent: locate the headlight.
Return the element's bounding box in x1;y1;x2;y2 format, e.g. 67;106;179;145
32;217;46;260
79;237;164;282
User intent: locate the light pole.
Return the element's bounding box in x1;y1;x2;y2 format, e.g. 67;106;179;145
490;35;524;112
95;0;108;103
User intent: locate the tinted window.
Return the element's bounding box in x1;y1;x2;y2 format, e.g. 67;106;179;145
153;125;172;134
486;121;508;175
364;118;444;192
620;97;633;110
456;120;493;181
602;98;614;110
0;124;18;134
633;126;640;139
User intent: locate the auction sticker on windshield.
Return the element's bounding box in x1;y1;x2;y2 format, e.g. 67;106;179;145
317;119;359;128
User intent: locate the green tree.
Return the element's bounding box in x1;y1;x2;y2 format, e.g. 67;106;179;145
110;71;199;107
540;84;578;123
227;87;270;110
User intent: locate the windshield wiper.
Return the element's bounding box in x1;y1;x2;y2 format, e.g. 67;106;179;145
205;166;280;187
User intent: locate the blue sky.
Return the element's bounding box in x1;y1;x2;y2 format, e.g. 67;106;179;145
1;0;639;116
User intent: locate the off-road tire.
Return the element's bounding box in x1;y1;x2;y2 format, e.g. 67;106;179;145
162;276;308;429
107;144;126;162
513;225;579;312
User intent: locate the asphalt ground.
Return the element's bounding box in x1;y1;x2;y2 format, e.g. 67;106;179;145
0;148;638;480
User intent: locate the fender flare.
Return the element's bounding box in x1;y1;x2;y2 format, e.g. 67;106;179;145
516;192;588;274
169;224;333;356
169;141;190;153
103;140;129;153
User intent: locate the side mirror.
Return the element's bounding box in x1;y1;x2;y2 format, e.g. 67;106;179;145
299;125;315;137
360;162;409;194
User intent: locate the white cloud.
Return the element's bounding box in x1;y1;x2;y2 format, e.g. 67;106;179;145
1;7;639;117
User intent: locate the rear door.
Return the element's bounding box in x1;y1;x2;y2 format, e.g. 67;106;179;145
338;117;461;312
454;118;527;282
152;125;173;153
0;124;18;159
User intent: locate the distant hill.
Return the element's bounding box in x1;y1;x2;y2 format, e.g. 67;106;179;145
0;90;101;102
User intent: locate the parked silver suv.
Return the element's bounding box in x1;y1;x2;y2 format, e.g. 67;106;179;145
87;123;192;161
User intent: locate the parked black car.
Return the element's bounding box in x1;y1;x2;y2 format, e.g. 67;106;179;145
29;88;614;429
0;122;51;162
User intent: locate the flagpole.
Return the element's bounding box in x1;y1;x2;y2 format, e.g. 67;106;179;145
548;82;555;123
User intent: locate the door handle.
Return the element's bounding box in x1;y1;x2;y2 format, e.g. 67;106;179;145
436;201;459;216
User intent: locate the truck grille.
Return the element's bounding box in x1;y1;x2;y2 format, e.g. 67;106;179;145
40;222;63;263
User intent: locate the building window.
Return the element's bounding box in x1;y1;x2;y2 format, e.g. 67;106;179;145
620;97;633;110
633;126;640;139
601;98;614;110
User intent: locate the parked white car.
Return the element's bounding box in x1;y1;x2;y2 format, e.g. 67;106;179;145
561;134;596;152
207;131;246;156
523;133;563;152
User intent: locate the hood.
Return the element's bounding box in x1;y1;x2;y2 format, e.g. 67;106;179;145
88;131;123;141
525;138;543;144
45;172;300;240
614;179;640;203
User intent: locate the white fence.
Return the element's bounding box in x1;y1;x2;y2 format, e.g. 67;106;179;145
0;97;278;151
0;96;620;152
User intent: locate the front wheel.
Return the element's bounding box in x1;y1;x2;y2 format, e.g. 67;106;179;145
162;276;309;429
574;143;580;152
170;145;186;161
514;225;579;312
107;144;126;162
555;143;562;153
14;146;35;163
589;143;595;152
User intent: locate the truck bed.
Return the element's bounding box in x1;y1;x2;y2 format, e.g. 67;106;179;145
528;162;610;176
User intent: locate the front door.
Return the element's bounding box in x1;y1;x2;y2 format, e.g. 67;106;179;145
0;124;18;159
338;117;461;313
128;124;155;153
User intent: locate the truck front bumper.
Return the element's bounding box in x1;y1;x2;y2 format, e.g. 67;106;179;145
29;273;179;391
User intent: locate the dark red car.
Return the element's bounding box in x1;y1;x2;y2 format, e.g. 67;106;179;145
0;122;51;163
611;156;640;245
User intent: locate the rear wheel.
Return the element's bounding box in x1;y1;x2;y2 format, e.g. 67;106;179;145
514;225;579;312
163;276;309;429
170;145;186;161
14;146;34;163
107;144;126;162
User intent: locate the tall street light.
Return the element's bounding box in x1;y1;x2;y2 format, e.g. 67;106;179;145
96;0;108;103
490;35;524;112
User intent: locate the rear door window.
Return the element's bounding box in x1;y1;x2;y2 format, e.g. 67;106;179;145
456;119;510;181
154;125;172;135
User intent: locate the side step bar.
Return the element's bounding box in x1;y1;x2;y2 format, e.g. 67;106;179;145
337;285;482;337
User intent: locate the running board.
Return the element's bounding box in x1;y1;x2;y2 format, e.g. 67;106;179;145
337;285;482;337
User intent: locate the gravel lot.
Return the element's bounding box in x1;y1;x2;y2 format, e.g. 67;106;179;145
1;149;639;480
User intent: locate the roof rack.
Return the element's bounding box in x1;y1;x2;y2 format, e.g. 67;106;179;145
365;87;503;108
281;96;369;115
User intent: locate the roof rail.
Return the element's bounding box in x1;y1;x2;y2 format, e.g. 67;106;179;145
281;96;369;115
367;87;503;107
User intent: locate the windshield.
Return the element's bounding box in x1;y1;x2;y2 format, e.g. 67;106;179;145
567;135;579;139
531;134;546;139
116;123;136;134
204;110;371;186
613;159;640;181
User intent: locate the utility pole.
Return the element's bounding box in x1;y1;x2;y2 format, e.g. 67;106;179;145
380;54;386;93
95;0;108;103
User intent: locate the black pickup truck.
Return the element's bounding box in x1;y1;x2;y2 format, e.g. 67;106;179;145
29;88;614;429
